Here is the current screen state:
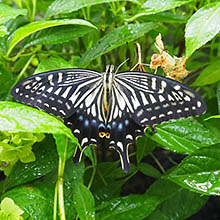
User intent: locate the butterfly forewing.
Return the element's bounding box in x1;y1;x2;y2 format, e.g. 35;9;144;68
11;69;102;118
115;71;206;126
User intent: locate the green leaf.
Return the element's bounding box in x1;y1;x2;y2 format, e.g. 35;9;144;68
6;19;97;57
79;22;158;66
84;146;95;165
23;25;94;48
128;11;188;23
4;135;58;190
88;163;126;202
141;0;193;14
64;161;85;219
96;179;184;220
35;56;73;74
147;118;218;154
0;15;27;54
185;2;220;57
84;162;127;204
73;183;95;220
138;162;161;178
165;144;220;195
191;60;220;86
0;66;14;101
2;178;55;219
2;159;84;219
136;136;156;164
96;194;160;220
0;101;76;142
146;188;208;220
53;134;75;161
45;0;140;19
0;25;7;37
0;3;27;25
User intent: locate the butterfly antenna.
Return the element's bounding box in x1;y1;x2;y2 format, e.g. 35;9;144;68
115;58;130;73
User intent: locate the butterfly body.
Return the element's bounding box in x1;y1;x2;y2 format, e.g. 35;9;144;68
11;65;206;172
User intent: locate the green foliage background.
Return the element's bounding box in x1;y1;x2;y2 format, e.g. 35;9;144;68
0;0;220;219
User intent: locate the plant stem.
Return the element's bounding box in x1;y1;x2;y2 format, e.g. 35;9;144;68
150;153;166;173
57;137;68;220
87;146;97;189
53;183;58;220
31;0;36;21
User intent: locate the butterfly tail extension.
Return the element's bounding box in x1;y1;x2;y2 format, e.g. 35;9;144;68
109;143;131;173
108;112;144;172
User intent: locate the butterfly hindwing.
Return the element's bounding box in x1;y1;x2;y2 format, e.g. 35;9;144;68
108;109;144;172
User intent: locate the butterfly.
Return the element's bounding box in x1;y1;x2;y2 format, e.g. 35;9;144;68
11;65;207;172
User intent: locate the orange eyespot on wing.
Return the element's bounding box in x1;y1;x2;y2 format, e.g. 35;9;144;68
99;131;106;138
99;131;111;138
106;132;111;139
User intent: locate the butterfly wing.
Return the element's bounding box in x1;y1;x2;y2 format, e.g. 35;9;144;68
64;82;106;163
102;85;144;172
11;69;102;118
114;71;206;126
108;71;207;172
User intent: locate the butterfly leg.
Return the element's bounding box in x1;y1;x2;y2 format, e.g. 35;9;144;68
73;145;89;164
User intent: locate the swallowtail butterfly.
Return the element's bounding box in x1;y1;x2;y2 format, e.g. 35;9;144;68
11;65;206;172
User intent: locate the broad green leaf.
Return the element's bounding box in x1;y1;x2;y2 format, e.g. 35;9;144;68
2;159;84;220
147;118;218;154
79;22;158;66
146;188;208;220
136;136;156;164
0;66;14;101
0;15;27;54
45;0;140;18
84;146;95;165
96;179;184;220
35;56;73;74
63;160;85;219
84;162;126;205
185;2;220;57
6;19;97;57
53;133;76;161
141;0;193;14
73;183;95;220
191;60;220;86
4;136;58;190
0;25;7;37
23;25;94;49
138;162;161;178
0;3;27;25
0;101;76;142
2;177;55;219
96;194;160;220
165;144;220;195
128;11;188;23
